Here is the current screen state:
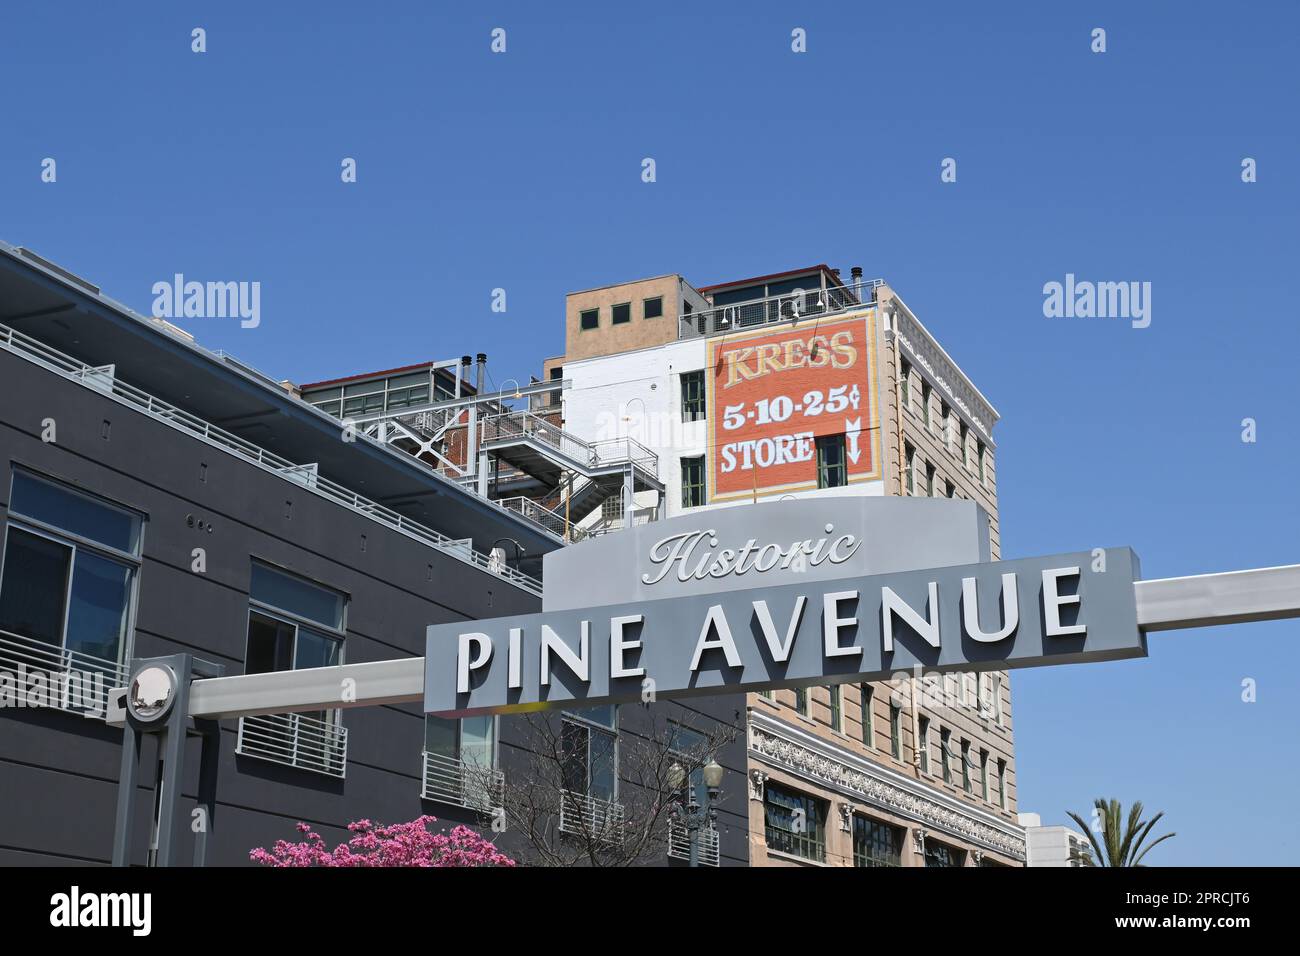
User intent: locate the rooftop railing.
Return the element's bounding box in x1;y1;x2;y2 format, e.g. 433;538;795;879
0;322;542;596
679;277;883;340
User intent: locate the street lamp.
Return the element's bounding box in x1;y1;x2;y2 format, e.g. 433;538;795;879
667;758;724;867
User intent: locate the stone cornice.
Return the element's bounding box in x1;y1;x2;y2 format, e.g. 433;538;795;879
748;709;1026;861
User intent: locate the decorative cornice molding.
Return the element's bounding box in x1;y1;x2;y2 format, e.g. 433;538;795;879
888;307;997;446
749;714;1026;861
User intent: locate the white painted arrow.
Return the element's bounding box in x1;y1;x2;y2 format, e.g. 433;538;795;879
845;417;861;463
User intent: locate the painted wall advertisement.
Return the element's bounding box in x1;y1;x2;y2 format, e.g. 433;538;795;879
707;311;880;502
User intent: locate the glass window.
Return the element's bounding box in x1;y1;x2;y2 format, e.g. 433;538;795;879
817;434;847;488
889;703;902;759
611;302;631;325
960;421;969;465
918;716;930;773
901;360;912;409
905;443;916;495
978;441;987;485
921;381;932;429
681;456;705;508
925;463;936;497
852;815;903;867
10;471;140;554
425;714;497;769
562;709;618;801
925;839;965;867
250;563;344;630
643;296;663;319
0;473;141;673
680;370;706;422
860;684;874;747
980;749;990;801
998;759;1008;809
667;724;710;808
794;686;809;716
961;739;972;792
580;308;599;331
941;728;952;783
827;685;842;732
763;783;825;862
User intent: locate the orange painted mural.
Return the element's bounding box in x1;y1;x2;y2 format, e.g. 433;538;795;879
707;311;880;502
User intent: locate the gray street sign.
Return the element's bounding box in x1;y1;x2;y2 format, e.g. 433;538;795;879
425;546;1146;716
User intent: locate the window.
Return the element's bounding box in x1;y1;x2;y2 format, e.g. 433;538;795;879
681;456;706;508
889;703;902;759
425;714;496;769
998;758;1008;809
548;365;563;407
643;296;663;319
925;462;936;497
944;480;954;498
940;728;952;783
921;381;932;430
860;685;874;747
600;495;625;523
794;686;810;716
667;724;712;809
384;371;431;410
959;420;969;466
611;302;631;325
0;471;142;676
246;563;345;726
901;360;912;409
961;739;972;793
680;370;706;422
764;783;826;862
980;748;990;801
924;839;966;867
918;716;930;773
562;706;618;802
816;434;847;488
827;685;842;732
852;816;904;867
580;308;599;331
905;443;917;495
977;440;987;486
424;713;498;807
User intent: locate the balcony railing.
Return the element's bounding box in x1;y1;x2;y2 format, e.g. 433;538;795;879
421;751;505;811
236;712;348;778
558;790;625;842
494;496;589;542
667;818;721;866
481;410;659;479
679;277;884;340
0;630;128;719
0;321;541;596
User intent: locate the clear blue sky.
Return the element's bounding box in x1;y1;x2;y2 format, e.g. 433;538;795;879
4;2;1297;864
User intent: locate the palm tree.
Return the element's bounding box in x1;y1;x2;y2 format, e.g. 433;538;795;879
1066;798;1175;867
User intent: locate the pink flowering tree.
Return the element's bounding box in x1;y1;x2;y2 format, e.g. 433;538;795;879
251;815;515;867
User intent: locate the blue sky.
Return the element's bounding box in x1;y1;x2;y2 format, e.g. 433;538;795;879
4;1;1297;864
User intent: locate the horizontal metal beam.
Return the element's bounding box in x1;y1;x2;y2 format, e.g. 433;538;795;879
113;564;1300;723
186;657;424;720
1134;563;1300;632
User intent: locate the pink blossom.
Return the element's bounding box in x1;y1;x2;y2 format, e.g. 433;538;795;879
251;815;515;868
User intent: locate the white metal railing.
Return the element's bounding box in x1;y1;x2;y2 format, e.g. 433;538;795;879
680;277;884;340
667;817;721;866
559;790;625;842
236;712;348;778
421;751;505;811
481;410;659;478
495;495;585;540
0;630;128;718
0;321;542;596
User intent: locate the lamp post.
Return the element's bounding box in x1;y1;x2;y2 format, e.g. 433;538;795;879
667;758;724;867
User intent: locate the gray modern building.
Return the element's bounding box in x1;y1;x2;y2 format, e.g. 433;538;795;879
0;242;748;866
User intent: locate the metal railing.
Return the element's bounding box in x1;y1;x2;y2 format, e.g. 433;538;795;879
236;712;348;778
481;410;659;478
0;321;542;596
495;496;588;541
0;630;128;718
679;277;884;340
667;818;721;866
558;790;626;842
421;751;505;811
